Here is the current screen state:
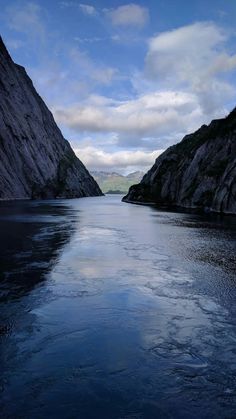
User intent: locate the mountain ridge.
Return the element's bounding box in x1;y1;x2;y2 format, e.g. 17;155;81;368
91;171;144;193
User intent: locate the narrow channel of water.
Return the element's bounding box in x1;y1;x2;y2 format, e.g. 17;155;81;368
0;195;236;418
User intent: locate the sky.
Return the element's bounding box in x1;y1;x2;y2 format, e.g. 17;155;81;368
1;0;236;174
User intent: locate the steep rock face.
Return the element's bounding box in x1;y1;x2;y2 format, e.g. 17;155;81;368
123;109;236;215
0;37;102;200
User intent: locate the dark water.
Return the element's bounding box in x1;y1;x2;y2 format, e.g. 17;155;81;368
0;195;236;419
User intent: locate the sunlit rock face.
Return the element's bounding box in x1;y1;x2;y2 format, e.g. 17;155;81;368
123;109;236;215
0;37;102;200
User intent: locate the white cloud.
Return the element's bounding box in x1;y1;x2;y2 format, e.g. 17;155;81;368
106;4;149;27
145;22;236;114
146;22;226;82
54;91;207;145
73;146;163;173
79;3;97;16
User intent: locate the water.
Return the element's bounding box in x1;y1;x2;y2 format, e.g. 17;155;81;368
0;195;236;419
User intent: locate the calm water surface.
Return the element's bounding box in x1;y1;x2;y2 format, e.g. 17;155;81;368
0;195;236;418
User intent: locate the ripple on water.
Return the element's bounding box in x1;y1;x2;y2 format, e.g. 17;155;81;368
0;196;236;418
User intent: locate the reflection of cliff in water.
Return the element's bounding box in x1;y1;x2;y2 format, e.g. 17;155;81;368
0;200;76;303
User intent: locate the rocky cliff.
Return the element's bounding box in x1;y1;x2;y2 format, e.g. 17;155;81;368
123;109;236;215
0;37;102;200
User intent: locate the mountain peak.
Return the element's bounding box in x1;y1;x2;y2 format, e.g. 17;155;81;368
0;37;12;61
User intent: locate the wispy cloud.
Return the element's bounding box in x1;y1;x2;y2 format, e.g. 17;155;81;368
59;1;75;7
59;1;96;12
70;48;119;84
6;2;46;42
79;3;97;16
4;38;24;49
74;36;106;43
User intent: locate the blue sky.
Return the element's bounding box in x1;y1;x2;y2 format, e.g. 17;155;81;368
1;0;236;173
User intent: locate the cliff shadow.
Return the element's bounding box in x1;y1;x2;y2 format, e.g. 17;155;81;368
0;200;77;305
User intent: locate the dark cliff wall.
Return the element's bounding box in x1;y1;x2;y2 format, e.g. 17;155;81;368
123;109;236;215
0;36;102;200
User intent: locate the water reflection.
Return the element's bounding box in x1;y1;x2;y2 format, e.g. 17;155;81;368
0;201;77;416
0;200;76;313
0;196;236;418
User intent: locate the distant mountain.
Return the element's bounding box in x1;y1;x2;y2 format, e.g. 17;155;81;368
91;171;144;194
0;36;102;200
123;109;236;215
